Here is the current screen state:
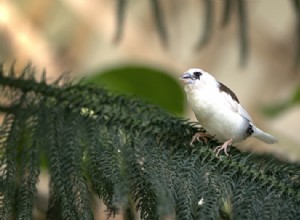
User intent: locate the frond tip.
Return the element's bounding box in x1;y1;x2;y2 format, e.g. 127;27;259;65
0;64;300;219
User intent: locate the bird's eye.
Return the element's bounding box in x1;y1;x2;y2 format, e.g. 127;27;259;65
193;71;202;79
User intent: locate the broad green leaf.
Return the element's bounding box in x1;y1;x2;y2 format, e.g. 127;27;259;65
85;65;185;115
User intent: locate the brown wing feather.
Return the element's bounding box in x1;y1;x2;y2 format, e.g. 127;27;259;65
218;81;252;121
218;82;239;103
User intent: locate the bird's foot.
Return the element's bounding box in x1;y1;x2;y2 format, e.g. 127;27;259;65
214;138;233;157
190;132;213;146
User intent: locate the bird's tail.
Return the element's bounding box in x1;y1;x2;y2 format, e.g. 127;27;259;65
252;126;278;144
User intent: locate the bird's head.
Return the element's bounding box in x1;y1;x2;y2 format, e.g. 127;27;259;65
179;68;216;87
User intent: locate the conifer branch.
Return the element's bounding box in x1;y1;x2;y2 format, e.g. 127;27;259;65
1;65;300;219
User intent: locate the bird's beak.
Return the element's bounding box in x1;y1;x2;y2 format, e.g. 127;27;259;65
179;73;193;84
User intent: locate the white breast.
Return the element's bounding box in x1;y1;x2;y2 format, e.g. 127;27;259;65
185;85;248;143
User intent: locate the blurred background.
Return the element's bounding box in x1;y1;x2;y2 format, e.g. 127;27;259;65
1;0;300;219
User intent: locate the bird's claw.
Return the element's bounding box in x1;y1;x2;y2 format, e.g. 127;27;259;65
214;145;229;157
213;138;233;157
190;132;212;146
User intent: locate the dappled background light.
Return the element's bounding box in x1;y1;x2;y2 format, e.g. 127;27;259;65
1;0;300;219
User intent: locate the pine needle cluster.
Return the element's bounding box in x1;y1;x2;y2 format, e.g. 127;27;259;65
0;64;300;220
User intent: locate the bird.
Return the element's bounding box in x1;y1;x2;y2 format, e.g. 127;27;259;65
179;68;277;156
